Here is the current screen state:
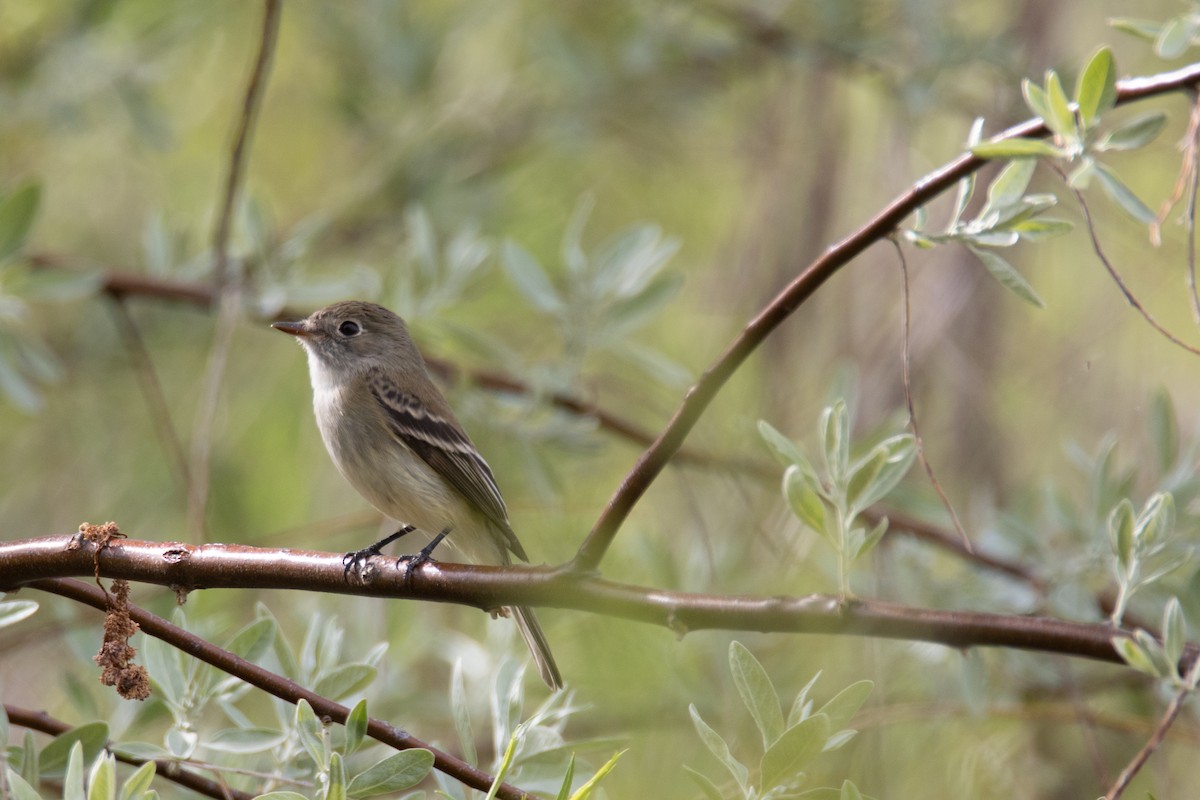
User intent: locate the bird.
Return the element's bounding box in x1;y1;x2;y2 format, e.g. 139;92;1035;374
272;300;562;689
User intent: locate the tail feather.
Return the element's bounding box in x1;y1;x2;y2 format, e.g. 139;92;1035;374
513;605;562;690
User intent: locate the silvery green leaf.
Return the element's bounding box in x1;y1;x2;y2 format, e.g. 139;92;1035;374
1043;70;1076;142
1094;162;1155;223
1163;598;1186;674
5;770;41;800
328;752;347;800
689;704;749;794
1075;47;1117;128
65;742;86;800
1134;629;1174;678
404;206;439;282
730;641;785;748
118;761;156;800
562;193;594;276
346;750;434;798
683;766;724;800
785;465;828;535
1011;218;1073;240
972;139;1062;159
816;681;873;734
450;661;476;767
1097;112;1168;152
983;159;1037;215
294;699;327;769
788;672;822;727
0;598;38;628
1150;389;1179;473
87;754;116;800
1156;16;1193;59
841;780;865;800
314;664;377;701
205;727;287;754
1134;492;1174;547
759;714;831;792
1022;79;1052;127
501;241;564;315
39;723;109;777
1108;499;1135;568
594;224;679;297
758;419;806;468
601;272;682;339
0;182;40;263
967;246;1044;308
1109;17;1162;42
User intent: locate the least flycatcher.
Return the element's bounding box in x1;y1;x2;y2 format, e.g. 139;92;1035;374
273;301;562;690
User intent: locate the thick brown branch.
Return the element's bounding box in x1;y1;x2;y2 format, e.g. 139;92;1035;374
22;577;527;800
570;61;1200;572
1;535;1192;670
5;704;255;800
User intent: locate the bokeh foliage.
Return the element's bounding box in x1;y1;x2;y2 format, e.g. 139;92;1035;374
5;0;1200;797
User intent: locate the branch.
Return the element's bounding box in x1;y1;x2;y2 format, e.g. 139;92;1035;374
5;704;255;800
569;61;1200;572
24;577;528;800
2;535;1193;670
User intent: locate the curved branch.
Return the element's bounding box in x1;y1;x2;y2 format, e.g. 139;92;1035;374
2;535;1193;670
23;577;528;800
5;704;255;800
570;61;1200;572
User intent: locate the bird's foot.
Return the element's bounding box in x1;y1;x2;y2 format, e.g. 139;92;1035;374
398;526;452;589
343;524;416;582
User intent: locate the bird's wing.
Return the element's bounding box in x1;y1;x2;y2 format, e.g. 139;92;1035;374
368;370;527;560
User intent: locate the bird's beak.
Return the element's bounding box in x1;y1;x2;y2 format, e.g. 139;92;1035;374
271;320;310;337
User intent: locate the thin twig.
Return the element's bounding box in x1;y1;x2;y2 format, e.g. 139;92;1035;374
26;577;528;800
107;296;191;491
569;63;1200;573
188;0;283;540
889;237;972;551
5;704;254;800
1104;683;1192;799
1056;164;1200;357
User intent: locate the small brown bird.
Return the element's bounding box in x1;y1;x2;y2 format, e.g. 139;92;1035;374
273;301;562;689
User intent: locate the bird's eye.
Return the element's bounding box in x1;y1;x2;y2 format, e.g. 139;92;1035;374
338;320;362;337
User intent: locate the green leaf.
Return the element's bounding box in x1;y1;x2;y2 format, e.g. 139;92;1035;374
1097;112;1168;152
346;750;434;798
344;698;368;756
689;704;749;794
1109;18;1162;42
141;634;185;709
205;727;287;754
313;664;377;700
1163;598;1186;674
1022;79;1052;126
556;754;577;800
501;241;564;315
448;662;476;768
254;794;311;800
1149;389;1179;472
1043;70;1076;140
1108;499;1136;568
983;159;1038;214
0;598;38;628
729;641;785;748
601;272;682;338
1134;629;1175;678
1157;17;1192;59
65;742;86;800
568;749;625;800
118;762;157;800
853;517;888;559
1011;218;1073;240
758;419;806;468
88;754;116;800
39;722;109;777
841;779;865;800
0;182;41;262
785;465;828;534
821;401;850;482
1094;162;1155;223
327;751;347;800
848;435;915;514
682;765;725;800
1075;47;1117;127
1135;492;1174;547
225;617;276;664
967;246;1045;308
294;699;327;769
817;680;873;732
788;672;823;727
760;713;832;792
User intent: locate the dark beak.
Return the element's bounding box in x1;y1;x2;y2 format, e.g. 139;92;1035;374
271;320;310;337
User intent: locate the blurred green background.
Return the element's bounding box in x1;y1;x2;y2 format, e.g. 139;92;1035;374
4;1;1200;797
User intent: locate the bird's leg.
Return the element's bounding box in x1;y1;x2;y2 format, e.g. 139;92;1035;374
400;526;452;589
343;524;416;581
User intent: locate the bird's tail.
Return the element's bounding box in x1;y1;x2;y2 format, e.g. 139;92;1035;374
513;605;563;690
